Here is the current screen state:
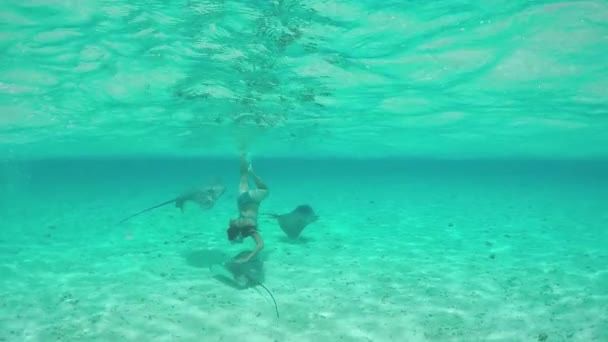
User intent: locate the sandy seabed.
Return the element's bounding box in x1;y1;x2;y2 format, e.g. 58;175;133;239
1;177;607;342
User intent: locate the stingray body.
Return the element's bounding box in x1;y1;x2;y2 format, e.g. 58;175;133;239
225;251;265;285
265;205;318;239
118;184;225;224
224;251;279;318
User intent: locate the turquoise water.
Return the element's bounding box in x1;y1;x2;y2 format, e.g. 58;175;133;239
1;0;608;158
2;159;607;341
1;0;608;341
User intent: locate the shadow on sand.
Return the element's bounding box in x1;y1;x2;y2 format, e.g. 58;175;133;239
182;248;262;291
183;249;228;269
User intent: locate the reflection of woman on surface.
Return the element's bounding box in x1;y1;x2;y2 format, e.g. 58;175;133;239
226;154;268;263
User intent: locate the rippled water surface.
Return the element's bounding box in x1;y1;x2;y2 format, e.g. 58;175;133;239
1;0;607;158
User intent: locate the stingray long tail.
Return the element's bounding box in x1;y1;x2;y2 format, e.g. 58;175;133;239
118;199;175;224
259;282;279;318
248;277;279;318
261;213;279;218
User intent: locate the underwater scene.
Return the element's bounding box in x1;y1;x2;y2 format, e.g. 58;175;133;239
1;1;607;341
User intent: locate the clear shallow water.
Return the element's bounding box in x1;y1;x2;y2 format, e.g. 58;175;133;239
1;1;608;341
1;0;608;158
1;159;608;341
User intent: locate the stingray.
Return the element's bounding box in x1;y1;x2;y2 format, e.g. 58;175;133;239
264;204;319;239
117;182;225;224
220;251;279;318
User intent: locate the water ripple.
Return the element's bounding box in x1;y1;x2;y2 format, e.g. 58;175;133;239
0;0;607;158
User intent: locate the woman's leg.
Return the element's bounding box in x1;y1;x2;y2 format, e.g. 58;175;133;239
250;167;267;190
247;165;268;201
239;153;249;193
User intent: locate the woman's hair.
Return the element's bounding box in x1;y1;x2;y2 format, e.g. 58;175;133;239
227;225;240;241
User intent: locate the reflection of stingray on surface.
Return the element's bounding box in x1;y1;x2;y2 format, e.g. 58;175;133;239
264;205;319;239
183;249;228;269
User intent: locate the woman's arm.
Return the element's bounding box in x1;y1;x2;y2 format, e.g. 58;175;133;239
236;231;264;263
